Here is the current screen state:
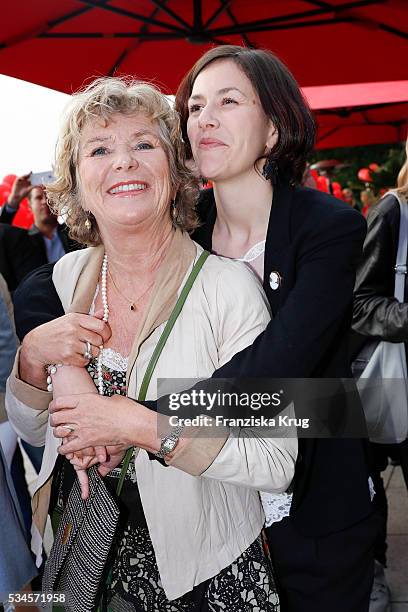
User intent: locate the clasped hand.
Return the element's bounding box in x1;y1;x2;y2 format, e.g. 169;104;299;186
50;393;130;499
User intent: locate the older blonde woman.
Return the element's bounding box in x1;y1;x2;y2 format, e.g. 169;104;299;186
6;78;297;611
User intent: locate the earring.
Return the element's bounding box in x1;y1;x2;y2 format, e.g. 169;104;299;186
262;157;278;183
84;215;92;231
171;200;177;223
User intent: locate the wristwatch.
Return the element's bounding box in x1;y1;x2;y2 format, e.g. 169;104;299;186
156;424;184;459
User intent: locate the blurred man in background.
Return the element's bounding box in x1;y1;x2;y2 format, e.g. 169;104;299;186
0;173;78;291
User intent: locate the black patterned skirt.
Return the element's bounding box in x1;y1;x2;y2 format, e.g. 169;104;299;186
105;526;279;612
52;457;279;612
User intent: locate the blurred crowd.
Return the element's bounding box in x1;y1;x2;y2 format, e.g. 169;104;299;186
0;178;76;610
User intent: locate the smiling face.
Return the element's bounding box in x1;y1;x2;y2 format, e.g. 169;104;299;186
186;59;276;183
78;112;173;236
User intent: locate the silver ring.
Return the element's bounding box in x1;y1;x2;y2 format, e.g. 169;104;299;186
83;341;92;361
60;424;75;434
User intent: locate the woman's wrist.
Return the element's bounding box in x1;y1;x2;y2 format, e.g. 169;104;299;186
123;401;188;458
50;364;97;396
19;333;48;390
119;397;161;454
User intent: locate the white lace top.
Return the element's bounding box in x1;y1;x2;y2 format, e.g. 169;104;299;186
236;240;266;263
99;346;128;372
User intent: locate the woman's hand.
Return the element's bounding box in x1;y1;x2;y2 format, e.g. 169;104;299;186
98;446;127;477
19;313;111;388
67;444;126;499
63;443;107;464
50;393;160;455
69;454;98;500
61;435;98;500
63;436;126;498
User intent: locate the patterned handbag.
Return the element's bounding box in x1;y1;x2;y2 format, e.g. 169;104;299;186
42;465;120;612
42;250;210;612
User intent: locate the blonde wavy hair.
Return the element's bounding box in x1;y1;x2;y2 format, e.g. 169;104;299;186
46;77;199;246
397;136;408;199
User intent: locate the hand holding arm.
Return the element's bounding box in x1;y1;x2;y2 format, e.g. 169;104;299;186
49;363;110;499
51;393;161;454
18;313;111;390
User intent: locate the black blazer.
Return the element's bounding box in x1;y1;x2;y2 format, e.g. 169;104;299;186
0;207;78;292
195;182;365;379
13;182;373;536
195;182;372;535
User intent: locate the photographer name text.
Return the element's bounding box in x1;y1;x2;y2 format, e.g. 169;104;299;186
169;414;310;429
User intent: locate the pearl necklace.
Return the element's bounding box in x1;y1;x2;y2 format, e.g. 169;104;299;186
97;254;109;395
47;254;110;396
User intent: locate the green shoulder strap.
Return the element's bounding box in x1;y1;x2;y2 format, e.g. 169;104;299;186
116;249;210;495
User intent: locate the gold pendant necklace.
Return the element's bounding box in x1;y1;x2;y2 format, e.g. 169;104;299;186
108;270;155;311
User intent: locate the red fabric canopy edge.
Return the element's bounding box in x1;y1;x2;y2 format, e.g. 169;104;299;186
303;80;408;111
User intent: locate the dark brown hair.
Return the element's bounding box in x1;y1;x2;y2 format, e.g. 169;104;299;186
175;45;316;185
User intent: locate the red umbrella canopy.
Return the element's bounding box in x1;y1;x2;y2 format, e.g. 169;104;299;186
1;0;407;94
315;100;408;148
304;81;408;148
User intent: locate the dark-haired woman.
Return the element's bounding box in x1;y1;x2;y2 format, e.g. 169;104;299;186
174;45;376;612
10;46;376;612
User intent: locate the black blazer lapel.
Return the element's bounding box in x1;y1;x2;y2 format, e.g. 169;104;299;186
194;184;294;316
263;182;293;314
